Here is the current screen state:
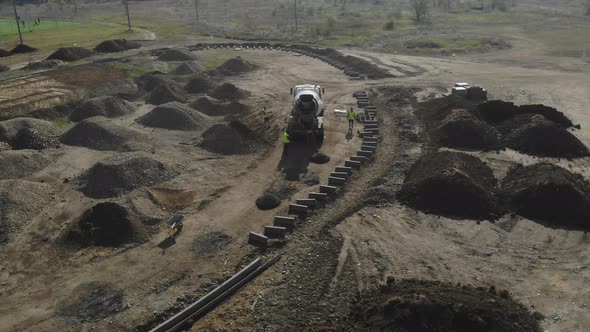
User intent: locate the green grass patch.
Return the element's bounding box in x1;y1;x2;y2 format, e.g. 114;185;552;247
527;24;590;57
403;36;510;55
54;116;72;127
0;18;79;36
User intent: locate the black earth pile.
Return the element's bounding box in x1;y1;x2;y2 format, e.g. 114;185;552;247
184;77;215;94
475;100;573;127
211;57;258;76
0;117;57;143
0;150;51;180
146;82;188;105
255;194;281;210
435;109;500;150
0;49;10;57
197;121;262;155
171;62;204;75
47;47;94;62
10;44;37;54
77;152;178;198
504;115;588;158
95;39;141;53
157;48;197;61
23;59;63;71
56;282;124;323
189;97;250;116
67;202;146;246
11;128;59;150
136;102;210;130
70;95;135;121
210;82;251;101
399;151;501;220
0;179;53;243
310;152;330;164
135;71;170;92
502;163;590;225
0;64;9;72
350;279;542;332
60;117;143;151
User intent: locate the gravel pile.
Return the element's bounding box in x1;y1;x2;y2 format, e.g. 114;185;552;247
136;102;210;130
60;116;143;151
171;62;204;75
189;97;250;116
184;77;215;94
94;39;141;53
23;59;63;71
146;82;188;105
0;150;51;180
135;71;170;92
70;96;135;121
157;48;197;61
0;118;58;143
210;82;251;101
211;57;257;76
47;47;94;62
197;121;261;154
11;128;59;150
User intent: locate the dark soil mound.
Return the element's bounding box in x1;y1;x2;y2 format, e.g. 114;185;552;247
504;115;588;158
0;64;9;72
70;96;135;121
10;44;37;54
351;279;542;332
210;82;251;101
68;202;146;246
23;59;63;71
146;82;188;105
255;194;281;210
11;127;59;150
95;39;141;53
518;104;573;128
157;48;197;61
310;152;330;164
197;121;261;154
189;97;249;116
434;109;500;150
0;150;51;180
0;49;10;57
61;117;143;151
211;57;257;76
399;151;501;220
0;118;57;143
502;163;590;225
184;77;214;94
77;152;178;198
56;281;124;323
474;100;520;124
47;47;94;62
135;71;170;92
136;102;210;130
171;62;204;75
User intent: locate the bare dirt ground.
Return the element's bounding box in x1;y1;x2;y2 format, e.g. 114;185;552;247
0;31;589;332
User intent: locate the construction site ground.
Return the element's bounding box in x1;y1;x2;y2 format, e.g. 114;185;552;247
0;35;589;332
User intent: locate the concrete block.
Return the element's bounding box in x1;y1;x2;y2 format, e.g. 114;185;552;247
335;166;353;174
264;226;287;239
297;198;317;208
331;171;350;179
364;120;378;125
309;192;329;201
363;137;378;143
248;232;268;246
328;176;347;186
274;216;296;229
361;145;377;152
360;131;378;137
288;203;308;215
320;185;338;194
351;156;368;163
345;160;361;169
364;123;378;129
358;150;373;158
363;141;377;147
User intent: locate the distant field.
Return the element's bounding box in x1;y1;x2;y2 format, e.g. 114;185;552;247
0;18;79;35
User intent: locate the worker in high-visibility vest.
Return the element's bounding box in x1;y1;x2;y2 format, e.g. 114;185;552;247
262;107;271;129
283;131;290;157
347;107;356;131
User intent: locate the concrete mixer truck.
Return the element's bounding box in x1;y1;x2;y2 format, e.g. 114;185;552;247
287;84;325;145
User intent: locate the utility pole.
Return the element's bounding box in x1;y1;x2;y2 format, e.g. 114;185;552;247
294;0;298;33
73;0;78;13
194;0;199;22
123;0;131;31
12;0;23;45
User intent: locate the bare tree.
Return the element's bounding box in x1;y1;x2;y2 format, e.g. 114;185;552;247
411;0;429;22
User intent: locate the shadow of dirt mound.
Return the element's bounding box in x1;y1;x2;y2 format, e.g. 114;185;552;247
47;47;94;62
502;163;590;226
95;39;141;53
209;82;251;101
70;95;135;121
136;102;210;131
197;121;262;154
189;97;250;116
61;116;143;151
350;279;542;332
399;151;501;220
77;152;178;198
57;281;125;323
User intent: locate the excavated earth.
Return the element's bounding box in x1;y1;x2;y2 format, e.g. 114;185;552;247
60;116;144;151
210;57;258;76
184;77;215;94
156;48;197;62
136;102;210;130
47;47;94;62
146;82;188;105
171;62;204;75
94;39;141;53
69;95;135;121
197;121;262;155
209;82;251;101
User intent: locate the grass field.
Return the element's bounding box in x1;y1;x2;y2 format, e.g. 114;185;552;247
0;18;79;36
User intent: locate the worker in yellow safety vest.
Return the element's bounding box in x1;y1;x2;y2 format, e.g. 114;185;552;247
283;131;290;157
262;107;271;129
347;107;356;131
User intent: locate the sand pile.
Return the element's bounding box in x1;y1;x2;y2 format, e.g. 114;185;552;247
135;71;170;92
77;152;178;198
60;117;143;151
434;109;500;150
0;118;58;143
189;97;249;116
504;115;588;158
66;202;146;246
47;47;94;62
399;151;501;220
136;102;210;130
70;96;135;121
157;48;197;61
23;59;63;71
0;64;9;72
11;128;59;150
0;150;51;180
146;82;188;105
94;39;141;53
197;121;261;155
171;62;204;75
502;163;590;225
0;179;53;243
10;44;37;54
210;83;251;101
351;279;542;332
184;77;215;94
255;194;281;210
211;57;257;76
